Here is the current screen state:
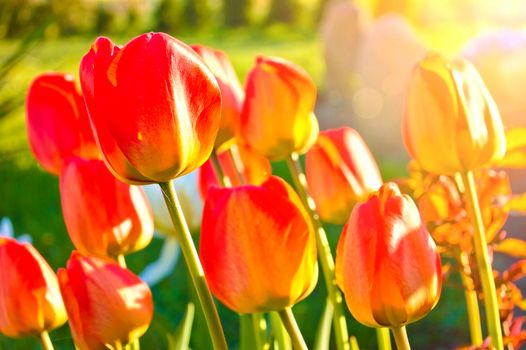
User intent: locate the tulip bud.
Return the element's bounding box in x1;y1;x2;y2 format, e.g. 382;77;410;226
0;237;67;337
336;183;442;328
200;176;318;313
26;73;98;175
58;252;153;350
80;33;222;184
306;127;383;224
60;157;154;258
198;143;271;199
240;56;319;160
402;53;506;175
191;45;244;152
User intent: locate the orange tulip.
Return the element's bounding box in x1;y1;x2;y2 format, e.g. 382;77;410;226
192;45;244;151
305;127;383;224
240;56;319;160
417;175;463;223
336;183;442;328
0;237;67;338
402;53;506;175
60;157;154;258
200;176;318;313
198;143;271;199
58;252;153;350
26;73;98;175
80;33;221;184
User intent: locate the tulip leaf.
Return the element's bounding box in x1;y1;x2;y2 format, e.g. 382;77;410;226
498;128;526;168
313;300;333;350
168;303;195;350
495;238;526;258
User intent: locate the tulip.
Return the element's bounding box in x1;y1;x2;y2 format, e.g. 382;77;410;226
402;53;506;175
305;127;383;224
198;143;271;199
240;56;319;160
191;45;244;151
0;237;67;338
200;176;318;313
58;252;153;350
60;157;154;258
26;73;98;175
336;182;442;328
80;33;221;185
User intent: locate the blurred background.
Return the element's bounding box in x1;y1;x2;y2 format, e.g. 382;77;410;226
2;0;526;348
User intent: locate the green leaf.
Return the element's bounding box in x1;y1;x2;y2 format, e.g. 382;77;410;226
168;303;195;350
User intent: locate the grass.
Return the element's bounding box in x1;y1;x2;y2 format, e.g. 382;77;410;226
0;28;466;349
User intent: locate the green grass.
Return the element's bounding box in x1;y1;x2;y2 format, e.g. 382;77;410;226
0;29;465;349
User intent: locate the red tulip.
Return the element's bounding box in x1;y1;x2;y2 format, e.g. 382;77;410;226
192;45;244;151
80;33;221;184
200;176;318;313
336;183;442;328
0;237;67;337
26;73;98;175
198;143;271;199
306;127;383;224
58;252;153;350
240;56;319;160
60;157;154;258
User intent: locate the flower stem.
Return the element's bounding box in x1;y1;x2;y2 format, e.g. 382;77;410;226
228;144;247;184
376;327;392;350
391;327;411;350
252;313;268;349
159;181;228;350
39;331;54;350
278;308;308;350
115;255;141;350
211;151;232;187
460;171;503;350
457;250;483;346
286;152;351;350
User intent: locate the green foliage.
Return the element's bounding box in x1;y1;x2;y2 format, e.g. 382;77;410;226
223;0;251;27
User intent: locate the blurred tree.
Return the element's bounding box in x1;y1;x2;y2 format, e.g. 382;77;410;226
95;3;117;34
155;0;183;34
182;0;210;29
266;0;298;24
223;0;250;27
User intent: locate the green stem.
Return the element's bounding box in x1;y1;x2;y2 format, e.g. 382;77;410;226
376;327;392;350
278;308;308;350
159;181;228;350
457;250;483;346
116;254;127;268
39;331;54;350
252;313;268;349
286;153;351;350
211;151;232;187
461;171;503;349
391;327;410;350
270;312;292;350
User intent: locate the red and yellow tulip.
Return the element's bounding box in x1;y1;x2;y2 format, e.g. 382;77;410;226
336;183;442;328
80;33;222;184
306;127;383;224
60;157;154;258
58;252;153;350
26;73;98;175
0;237;67;338
200;176;318;313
